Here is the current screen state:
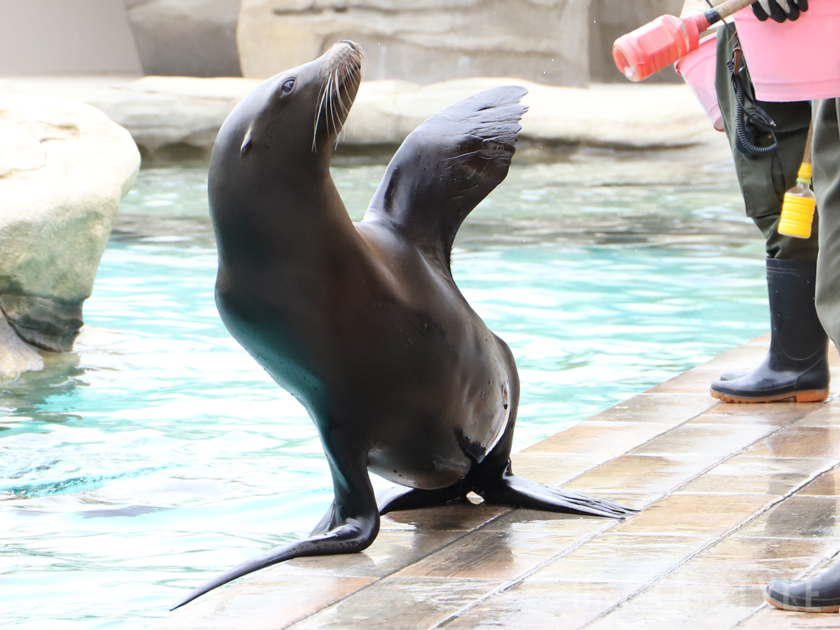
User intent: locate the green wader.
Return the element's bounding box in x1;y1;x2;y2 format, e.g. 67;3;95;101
814;98;840;346
715;24;817;261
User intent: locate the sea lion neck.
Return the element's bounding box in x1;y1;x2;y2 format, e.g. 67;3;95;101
210;164;356;272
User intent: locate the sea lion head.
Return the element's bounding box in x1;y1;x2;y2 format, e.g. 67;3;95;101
215;40;363;173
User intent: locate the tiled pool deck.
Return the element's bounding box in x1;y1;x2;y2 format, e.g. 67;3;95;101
153;335;840;629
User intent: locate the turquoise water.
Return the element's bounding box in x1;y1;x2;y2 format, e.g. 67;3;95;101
1;155;768;628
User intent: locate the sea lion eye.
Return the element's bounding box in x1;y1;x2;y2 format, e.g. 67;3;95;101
281;78;296;95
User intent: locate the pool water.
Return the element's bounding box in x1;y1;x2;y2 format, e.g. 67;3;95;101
1;153;768;629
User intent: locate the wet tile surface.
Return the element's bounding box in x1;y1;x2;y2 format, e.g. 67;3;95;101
152;338;840;630
677;456;834;496
442;580;647;630
288;577;505;630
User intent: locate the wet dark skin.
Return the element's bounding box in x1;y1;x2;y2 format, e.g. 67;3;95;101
172;41;635;610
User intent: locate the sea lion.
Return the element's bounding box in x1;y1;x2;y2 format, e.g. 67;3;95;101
173;40;635;610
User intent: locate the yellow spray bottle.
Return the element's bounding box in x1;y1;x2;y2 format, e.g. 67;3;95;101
778;122;816;239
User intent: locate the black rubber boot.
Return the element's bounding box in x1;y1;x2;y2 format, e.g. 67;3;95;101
711;258;830;403
766;562;840;613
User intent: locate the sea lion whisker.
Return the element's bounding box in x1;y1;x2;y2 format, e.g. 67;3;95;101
313;75;332;151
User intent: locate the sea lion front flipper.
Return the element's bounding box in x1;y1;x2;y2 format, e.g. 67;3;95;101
363;86;528;270
172;432;379;610
475;461;638;519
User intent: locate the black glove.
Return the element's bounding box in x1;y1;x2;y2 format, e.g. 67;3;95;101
753;0;809;22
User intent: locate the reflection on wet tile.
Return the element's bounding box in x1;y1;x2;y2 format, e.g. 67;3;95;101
677;457;833;496
250;529;467;579
380;501;508;532
396;530;580;580
573;491;662;511
522;422;670;458
563;454;716;495
443;580;646;630
629;423;774;458
695;402;815;427
797;403;840;428
586;582;764;630
667;536;839;586
735;496;840;540
585;394;715;425
151;575;375;630
739;608;840;629
484;508;618;535
743;427;840;460
509;452;600;486
288;577;504;630
800;465;840;497
616;494;771;538
534;534;701;583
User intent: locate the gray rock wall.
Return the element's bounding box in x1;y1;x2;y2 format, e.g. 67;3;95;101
589;0;685;83
238;0;592;86
0;0;142;75
124;0;243;77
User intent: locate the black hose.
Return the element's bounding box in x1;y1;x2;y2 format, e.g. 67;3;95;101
727;58;779;157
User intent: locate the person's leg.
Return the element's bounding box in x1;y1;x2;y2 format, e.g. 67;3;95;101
709;25;828;403
814;98;840;344
765;97;840;613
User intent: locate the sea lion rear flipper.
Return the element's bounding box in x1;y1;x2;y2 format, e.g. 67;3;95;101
375;482;470;516
475;462;638;519
364;86;528;270
171;434;379;610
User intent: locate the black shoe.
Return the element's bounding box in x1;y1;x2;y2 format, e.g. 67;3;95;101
766;562;840;613
711;258;829;404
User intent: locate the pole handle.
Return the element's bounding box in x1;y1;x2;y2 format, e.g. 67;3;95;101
709;0;759;23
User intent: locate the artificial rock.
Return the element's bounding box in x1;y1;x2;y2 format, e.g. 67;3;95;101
0;96;140;370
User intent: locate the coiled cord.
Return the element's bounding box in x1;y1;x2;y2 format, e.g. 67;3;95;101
728;57;779;158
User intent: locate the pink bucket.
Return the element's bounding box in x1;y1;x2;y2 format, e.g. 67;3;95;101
733;2;840;102
675;33;724;132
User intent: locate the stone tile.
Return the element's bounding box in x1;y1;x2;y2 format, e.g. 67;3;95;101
151;575;375;630
735;496;840;540
533;533;702;583
646;365;732;395
584;393;715;425
799;465;840;497
739;608;840;629
379;501;509;533
250;529;468;579
586;582;764;630
615;493;772;538
287;577;505;630
509;452;601;486
522;421;671;458
395;530;581;580
563;454;718;495
629;423;775;459
742;427;840;460
667;536;839;586
677;457;833;496
442;580;646;630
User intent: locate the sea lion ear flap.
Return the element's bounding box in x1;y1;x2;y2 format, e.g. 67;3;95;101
240;126;253;157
